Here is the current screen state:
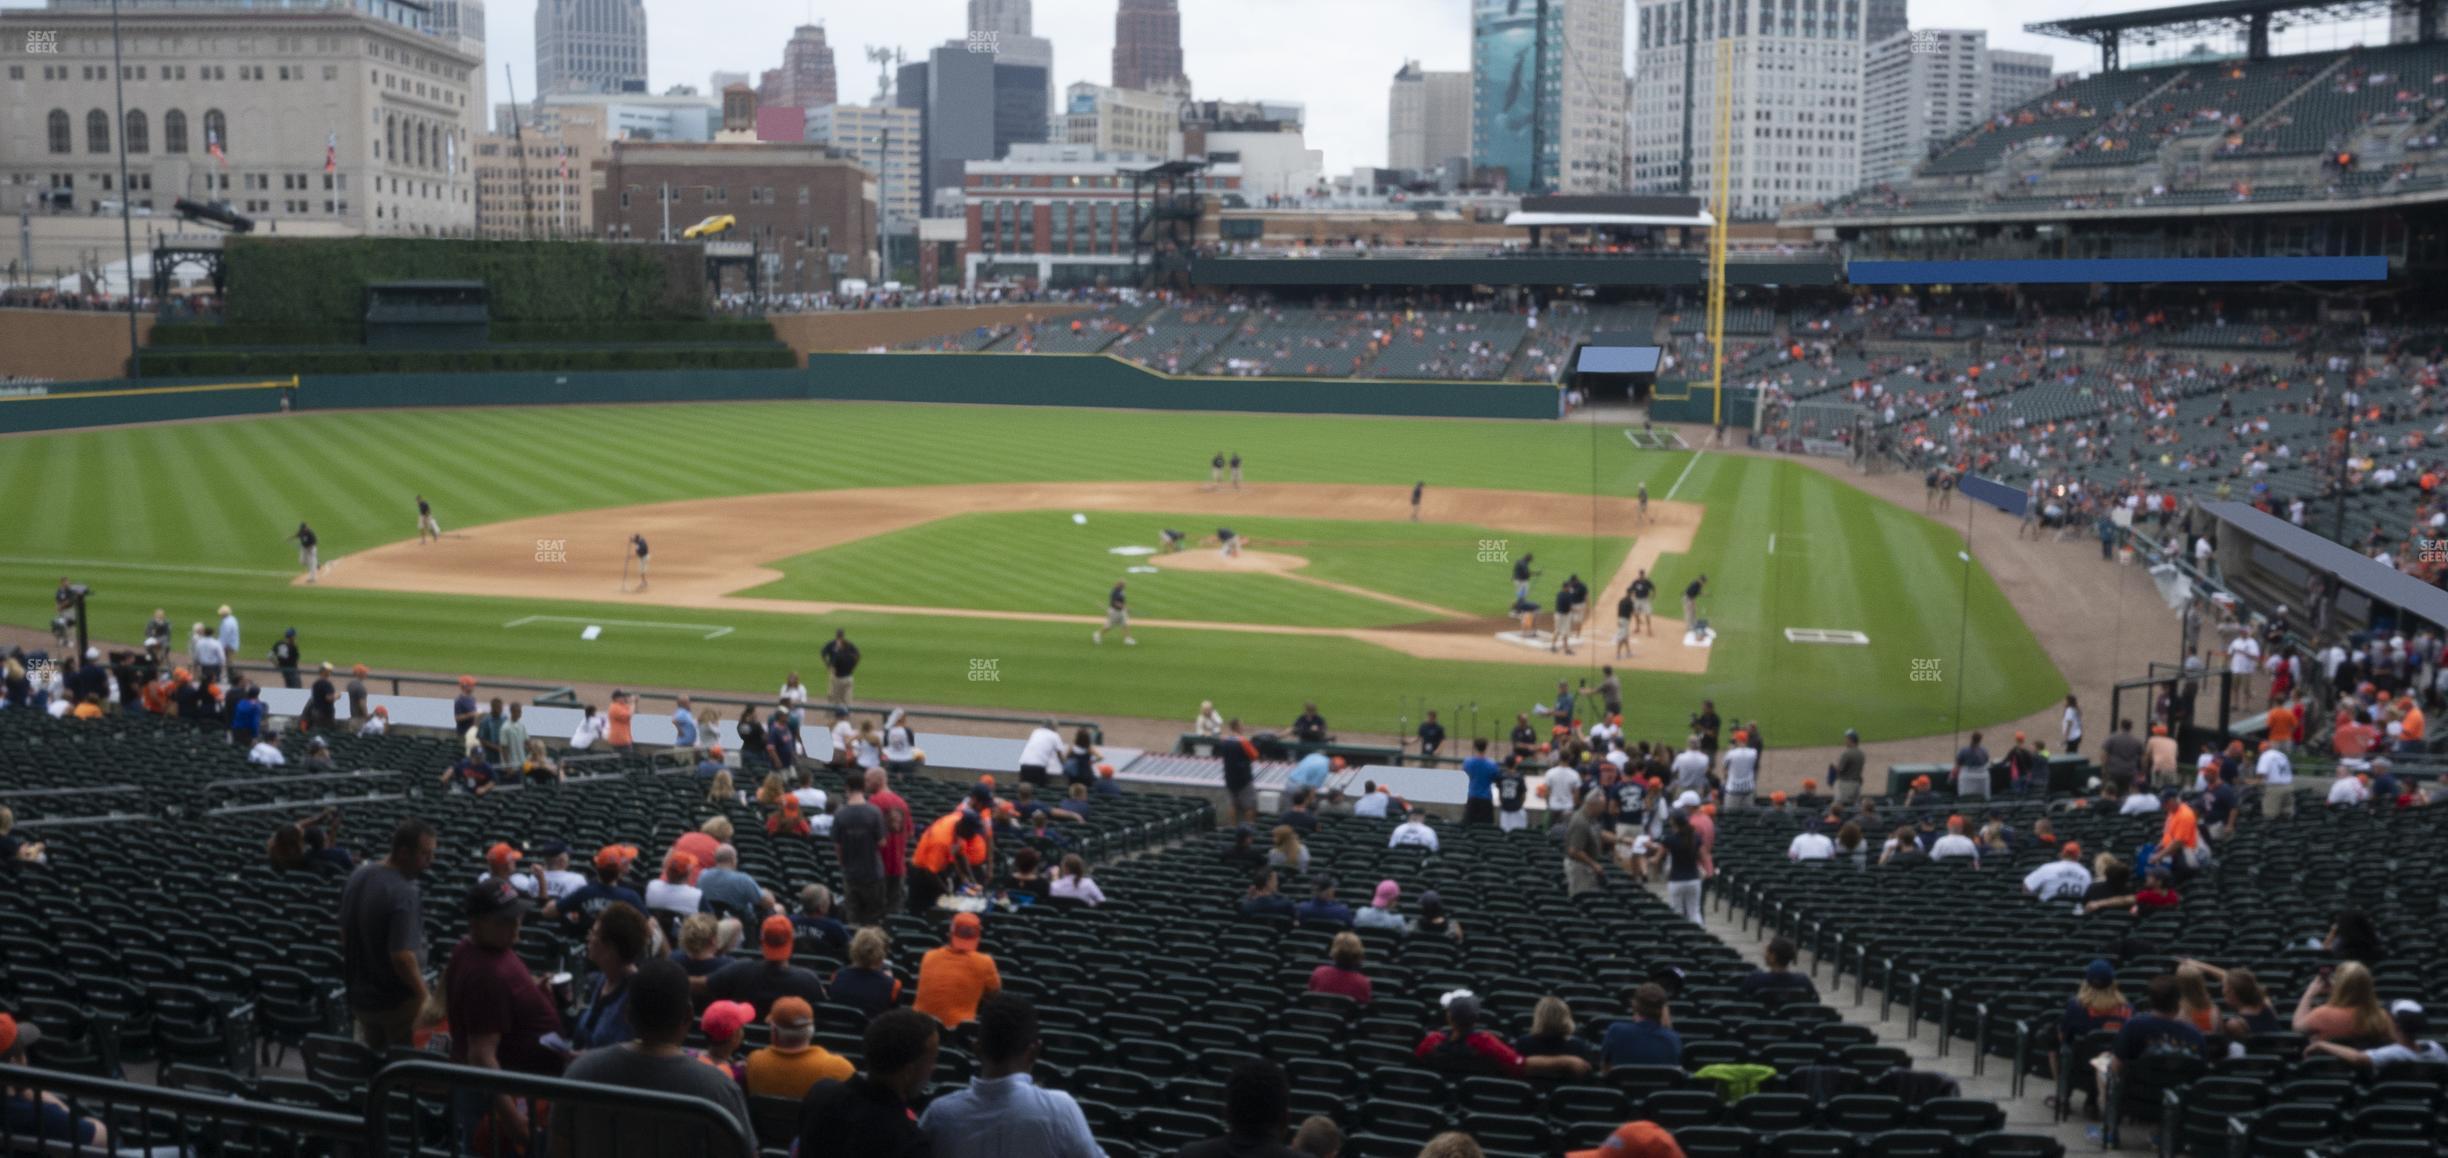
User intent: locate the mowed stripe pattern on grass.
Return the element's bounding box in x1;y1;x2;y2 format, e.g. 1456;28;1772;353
0;402;2063;745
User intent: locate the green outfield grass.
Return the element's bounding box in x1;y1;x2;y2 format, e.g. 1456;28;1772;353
743;511;1632;627
0;401;2065;745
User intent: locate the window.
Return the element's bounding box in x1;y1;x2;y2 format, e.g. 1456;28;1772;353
86;109;109;154
204;109;227;154
48;109;71;155
124;110;147;154
7;66;20;81
163;110;187;154
325;66;338;81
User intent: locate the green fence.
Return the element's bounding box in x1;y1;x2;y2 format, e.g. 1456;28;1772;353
9;353;1560;431
224;237;703;326
1647;382;1756;427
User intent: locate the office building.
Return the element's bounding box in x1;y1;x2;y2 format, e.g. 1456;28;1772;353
592;139;878;294
1629;0;1865;217
1864;0;1906;47
502;90;720;142
1471;0;1624;193
1389;60;1473;175
1201;130;1320;203
759;24;839;110
896;42;1049;215
1113;0;1187;92
1987;48;2056;116
2;0;480;237
1063;83;1183;159
960;142;1238;288
473;106;607;239
809;103;922;226
1862;28;1987;187
535;0;646;95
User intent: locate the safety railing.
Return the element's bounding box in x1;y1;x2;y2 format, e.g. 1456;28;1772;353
0;1062;362;1156
368;1057;758;1158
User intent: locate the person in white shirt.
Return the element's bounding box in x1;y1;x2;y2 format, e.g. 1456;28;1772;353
1388;812;1441;852
880;709;918;769
514;842;590;902
2328;769;2372;807
1721;743;1761;809
1048;855;1105;906
2118;790;2162;815
566;705;606;751
777;672;810;736
1541;763;1583;824
2256;742;2295;818
357;706;389;736
1786;822;1835;861
1194;701;1224;738
1669;739;1712;796
2227;634;2262;708
1017;722;1066;787
1352;783;1393;818
1587;718;1623;750
643;854;703;916
790;783;829;812
1927;817;1980;864
247;738;287;767
2023;842;2094;901
829;711;857;766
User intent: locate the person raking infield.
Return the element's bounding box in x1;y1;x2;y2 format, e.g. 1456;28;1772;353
1094;580;1135;647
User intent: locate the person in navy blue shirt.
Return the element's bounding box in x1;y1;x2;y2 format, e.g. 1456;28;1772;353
231;685;266;745
1461;738;1503;826
767;711;800;774
1294;878;1352;927
1239;869;1297;918
1601;985;1684;1071
1418;710;1447;758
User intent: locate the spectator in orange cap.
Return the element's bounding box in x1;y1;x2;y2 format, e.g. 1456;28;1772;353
912;912;1002;1027
706;915;826;1019
451;675;479;735
1568;1120;1686;1158
645;853;703;917
767;795;812;838
547;845;643;936
695;999;754;1083
1929;815;1980;864
743;995;852;1099
910;810;990;912
1903;775;1935;808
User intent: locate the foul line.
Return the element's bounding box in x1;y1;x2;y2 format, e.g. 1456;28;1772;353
1767;533;1775;556
1664;451;1704;501
0;555;298;579
503;615;735;640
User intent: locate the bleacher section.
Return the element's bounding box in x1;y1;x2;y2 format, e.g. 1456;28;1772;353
2236;42;2448;156
1922;67;2185;177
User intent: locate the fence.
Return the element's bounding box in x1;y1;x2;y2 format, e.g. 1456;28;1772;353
0;1057;757;1158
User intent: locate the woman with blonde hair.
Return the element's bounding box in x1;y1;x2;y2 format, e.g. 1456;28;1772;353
1195;700;1224;737
2296;960;2395;1045
1510;995;1597;1079
670;913;728;999
1268;825;1310;873
1417;1133;1485;1158
1307;932;1372;1005
827;926;901;1021
755;772;788;809
705;770;735;804
2050;958;2131;1116
2174;965;2218;1033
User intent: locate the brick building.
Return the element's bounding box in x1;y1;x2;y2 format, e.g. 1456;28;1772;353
591;140;877;296
960;142;1237;289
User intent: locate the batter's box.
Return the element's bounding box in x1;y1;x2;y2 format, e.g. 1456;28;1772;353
1784;628;1869;645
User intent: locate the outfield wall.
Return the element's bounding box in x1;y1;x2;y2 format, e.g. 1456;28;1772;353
767;304;1095;355
1;354;1557;433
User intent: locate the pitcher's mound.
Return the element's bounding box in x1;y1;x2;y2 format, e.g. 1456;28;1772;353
1147;548;1308;574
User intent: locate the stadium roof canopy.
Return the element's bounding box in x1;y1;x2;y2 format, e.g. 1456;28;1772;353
2028;0;2433;66
2201;500;2448;628
1505;194;1713;230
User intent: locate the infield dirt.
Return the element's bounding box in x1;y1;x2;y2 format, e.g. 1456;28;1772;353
315;482;1711;672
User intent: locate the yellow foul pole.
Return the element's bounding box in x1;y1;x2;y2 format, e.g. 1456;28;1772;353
1706;36;1734;425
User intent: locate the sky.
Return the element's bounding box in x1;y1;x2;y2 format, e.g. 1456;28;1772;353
5;0;2403;170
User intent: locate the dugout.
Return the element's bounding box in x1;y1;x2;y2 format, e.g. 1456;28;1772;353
1570;337;1662;403
364;281;490;350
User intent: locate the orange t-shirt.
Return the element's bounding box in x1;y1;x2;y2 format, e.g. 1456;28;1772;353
71;701;102;720
2402;707;2426;741
2159;802;2199;851
912;946;1002;1027
608;700;634;746
743;1044;855;1101
911;812;986;874
2266;705;2298;744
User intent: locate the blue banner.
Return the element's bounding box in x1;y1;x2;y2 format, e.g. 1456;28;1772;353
1960;473;2029;518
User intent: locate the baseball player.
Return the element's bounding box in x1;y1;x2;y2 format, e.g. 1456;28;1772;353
416;494;441;543
1410;481;1424;522
1215;527;1242;558
1229;451;1243;490
629;534;650;591
1209;451;1225;489
1160;528;1187;554
1682;573;1708;628
1615;587;1635;659
1637;482;1650;524
292;522;320;583
1094;580;1135;646
1631;570;1656;636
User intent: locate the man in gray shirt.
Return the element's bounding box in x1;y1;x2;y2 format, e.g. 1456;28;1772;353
832;779;888;926
552;958;755;1158
338;819;437;1049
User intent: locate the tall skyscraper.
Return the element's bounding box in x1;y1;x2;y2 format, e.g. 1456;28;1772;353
1470;0;1622;193
535;0;648;95
1861;28;1988;188
1389;61;1474;175
899;43;1050;215
760;24;840;109
1629;0;1865;216
969;0;1032;37
1113;0;1187;92
1987;48;2057;116
1864;0;1907;47
427;0;487;135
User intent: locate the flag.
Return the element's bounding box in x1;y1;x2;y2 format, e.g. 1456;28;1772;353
207;126;225;168
324;130;337;174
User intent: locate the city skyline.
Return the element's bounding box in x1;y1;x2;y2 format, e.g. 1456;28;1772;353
1;0;2406;176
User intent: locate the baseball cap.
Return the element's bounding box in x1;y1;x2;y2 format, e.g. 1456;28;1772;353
1439;989;1481;1025
1674;791;1701;809
485;842;521;874
948;911;983;949
701;1000;755;1043
2062;842;2083;858
2085;959;2116;987
458;675;476;688
770;996;816;1029
782;796;803;816
708;745;725;759
593;844;640;873
1096;762;1115;778
1568;1121;1686;1158
464;879;530;921
0;1012;42;1055
1769;791;1788;806
759;915;797;962
1372;880;1400;908
532;839;570;858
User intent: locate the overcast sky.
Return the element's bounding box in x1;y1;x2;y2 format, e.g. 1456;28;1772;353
7;0;2400;169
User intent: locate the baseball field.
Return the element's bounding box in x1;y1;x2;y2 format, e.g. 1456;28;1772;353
0;399;2063;745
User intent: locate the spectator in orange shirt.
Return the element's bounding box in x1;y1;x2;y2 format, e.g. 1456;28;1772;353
911;912;1001;1028
2159;793;2201;867
2398;699;2426;753
743;996;853;1100
606;690;635;754
909;811;988;912
2334;710;2380;758
2266;701;2299;753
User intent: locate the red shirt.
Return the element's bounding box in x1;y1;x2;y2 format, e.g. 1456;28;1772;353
670;832;718;884
871;789;912;879
442;938;566;1078
2134;887;2180;911
1413;1029;1524;1079
1307;965;1373;1006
